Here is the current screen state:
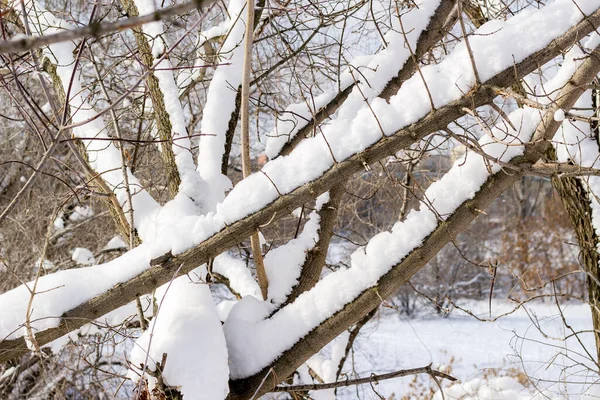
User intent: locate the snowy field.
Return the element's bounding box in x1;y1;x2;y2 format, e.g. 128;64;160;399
314;301;599;399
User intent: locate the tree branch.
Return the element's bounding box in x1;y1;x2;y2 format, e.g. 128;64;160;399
0;0;218;54
276;0;457;157
226;40;600;400
119;0;183;198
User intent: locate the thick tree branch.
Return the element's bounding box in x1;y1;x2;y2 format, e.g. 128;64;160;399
549;147;600;361
283;182;345;306
227;42;600;400
119;0;182;198
280;0;457;306
277;0;457;157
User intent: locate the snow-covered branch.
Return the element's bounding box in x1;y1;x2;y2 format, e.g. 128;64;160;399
1;1;599;368
226;34;600;400
266;0;456;158
197;0;248;210
122;0;208;204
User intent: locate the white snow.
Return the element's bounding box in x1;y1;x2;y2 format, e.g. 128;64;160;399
265;209;321;305
265;0;442;158
52;216;64;230
223;22;598;379
34;258;54;271
223;102;541;378
553;108;566;122
0;245;158;339
23;0;161;239
132;0;207;208
433;377;545;400
196;0;246;210
213;252;261;298
69;205;94;221
326;301;596;400
22;326;37;352
71;248;96;266
177;20;229;93
129;277;229;400
303;332;349;400
103;236;128;251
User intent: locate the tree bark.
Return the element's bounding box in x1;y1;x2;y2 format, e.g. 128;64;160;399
120;0;182;198
550;151;600;361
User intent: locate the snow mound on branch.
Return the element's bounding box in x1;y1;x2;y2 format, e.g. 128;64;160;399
69;205;94;221
196;0;246;210
213;252;261;298
224;27;598;378
103;236;127;251
265;0;442;159
265;208;322;305
71;248;95;266
129;278;229;400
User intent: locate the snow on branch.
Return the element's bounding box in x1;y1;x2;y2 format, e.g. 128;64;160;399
264;193;328;305
24;1;160;238
213;253;261;299
225;33;600;400
197;0;248;211
271;0;456;308
128;277;229;399
130;0;208;206
1;0;600;369
225;34;600;381
265;0;446;158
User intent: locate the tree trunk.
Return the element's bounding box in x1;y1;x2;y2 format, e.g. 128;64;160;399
550;147;600;361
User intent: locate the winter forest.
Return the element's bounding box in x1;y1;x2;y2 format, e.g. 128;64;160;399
3;0;600;398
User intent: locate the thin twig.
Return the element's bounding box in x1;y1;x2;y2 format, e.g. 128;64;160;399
0;0;219;54
273;364;456;392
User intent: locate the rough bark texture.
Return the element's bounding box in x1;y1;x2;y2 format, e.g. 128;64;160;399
550;148;600;361
1;6;600;366
222;89;242;175
283;182;345;305
120;0;182;198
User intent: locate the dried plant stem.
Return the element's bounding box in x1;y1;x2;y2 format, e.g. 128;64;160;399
240;0;268;300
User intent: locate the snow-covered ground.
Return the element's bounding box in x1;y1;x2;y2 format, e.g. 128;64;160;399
328;300;599;399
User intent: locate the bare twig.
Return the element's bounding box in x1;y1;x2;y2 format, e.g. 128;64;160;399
273;364;456;392
0;0;219;54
